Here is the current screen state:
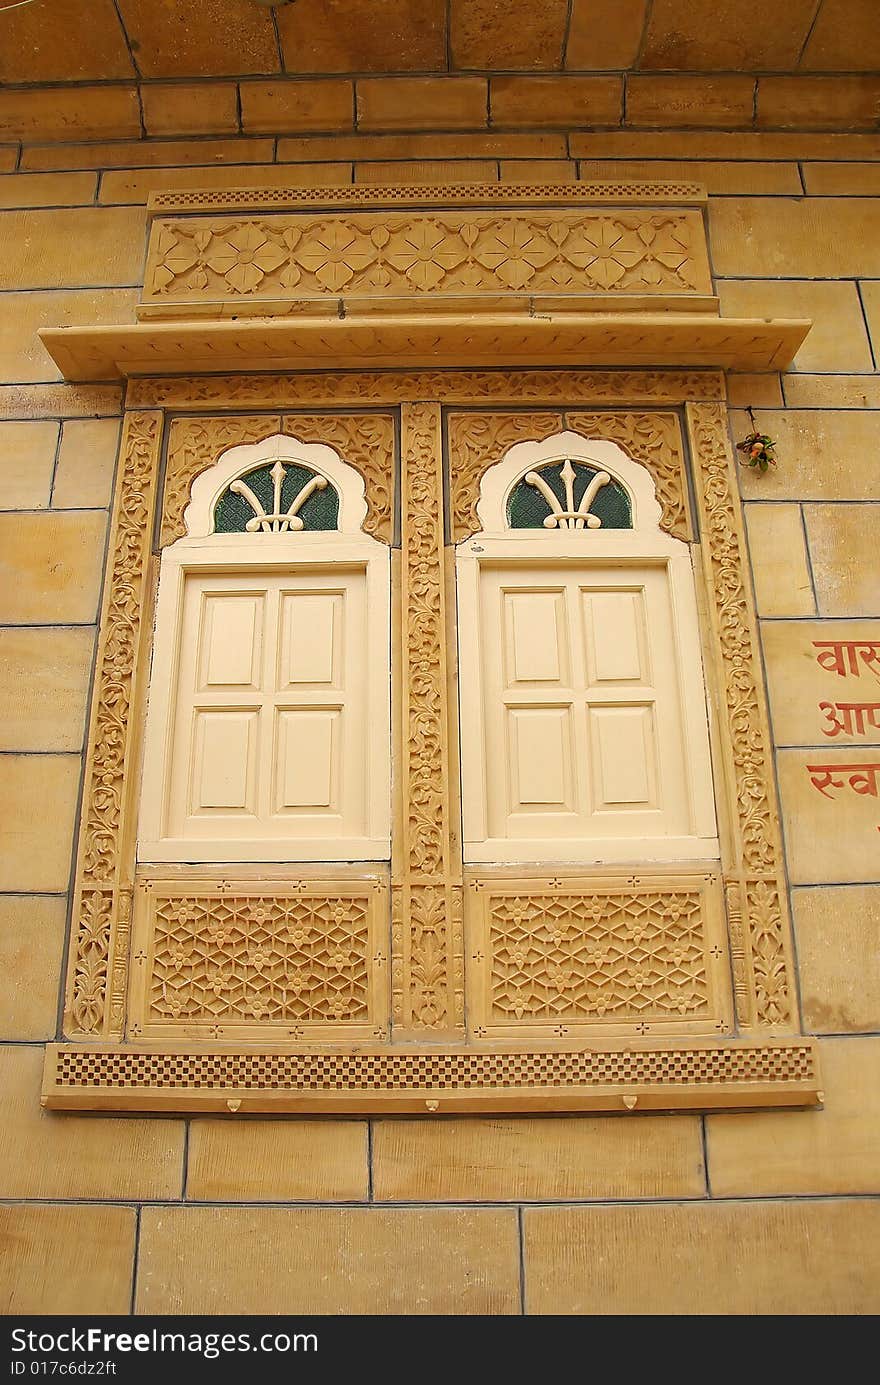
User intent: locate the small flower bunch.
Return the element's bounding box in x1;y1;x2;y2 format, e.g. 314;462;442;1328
736;406;777;472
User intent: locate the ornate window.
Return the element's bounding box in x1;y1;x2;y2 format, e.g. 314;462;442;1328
457;434;717;865
138;434;391;864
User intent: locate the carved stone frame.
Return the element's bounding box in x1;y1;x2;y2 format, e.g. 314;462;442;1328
43;368;819;1114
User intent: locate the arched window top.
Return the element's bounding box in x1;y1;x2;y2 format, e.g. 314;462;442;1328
183;432;371;540
474;431;664;538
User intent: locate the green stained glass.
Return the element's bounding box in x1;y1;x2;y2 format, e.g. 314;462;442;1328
507;460;632;531
213;461;339;534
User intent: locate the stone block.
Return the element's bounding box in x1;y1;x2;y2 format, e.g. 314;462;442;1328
141;83;239;137
710;197;880;277
502;159;577;182
372;1115;704;1201
0;87;140;142
859;280;880;363
116;0;278;78
450;0;569;70
355;161;498;185
0;289;139;384
565;0;646;69
804;503;880;616
0;0;133;83
0;1205;135;1315
777;747;880;884
187;1120;369;1201
137;1207;520;1314
21;138;274;172
743;502;815;618
801;0;880;72
277;0;447;73
758;76;880;130
0;754;79;892
490;77;621;128
0;896;66;1040
759;617;880;748
578;158;801;194
0;626;94;752
707;1038;880;1194
358;78;487;132
0;1046;184;1199
0;149;15;173
571;131;880;159
0;420;59;509
100;163;352;205
727;373;783;407
640;0;815;70
783;376;880;409
277;132;567;162
0;384;122;422
0;208;146;291
734;409;880;500
793;885;880;1034
626;76;755;129
524;1200;880;1314
720;282;872;374
0;510;107;624
0;173;97;209
803;162;880;195
241;79;354;134
52;419;120;509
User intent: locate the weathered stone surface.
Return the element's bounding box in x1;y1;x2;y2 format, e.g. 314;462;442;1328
502;159;577;182
0;384;122;422
277;132;567;161
491;77;621;128
0;173;97;209
0;87;140;142
627;76;755;128
0;1205;135;1315
802;0;880;73
356;160;498;184
372;1115;704;1201
0;896;66;1040
743;502;815;618
357;78;486;132
735;409;880;500
793;886;880;1033
278;0;446;73
0;755;80;891
187;1120;369;1201
0;420;59;509
0;1046;184;1198
137;1207;520;1314
52;419;120;510
141;83;239;137
777;746;880;884
0;208;146;291
0;510;107;624
710;198;880;277
0;626;94;752
640;0;816;71
803;162;880;195
450;0;569;70
804;503;880;616
241;79;354;134
524;1200;880;1314
116;0;279;78
571;131;880;158
0;289;139;384
859;280;880;364
0;0;134;83
21;138;274;172
579;158;801;193
100;163;352;205
727;373;783;407
759;618;880;748
719;282;873;374
757;76;880;130
783;376;880;409
707;1039;880;1194
565;0;646;69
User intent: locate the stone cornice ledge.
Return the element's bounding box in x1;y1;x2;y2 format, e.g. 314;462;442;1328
41;312;810;382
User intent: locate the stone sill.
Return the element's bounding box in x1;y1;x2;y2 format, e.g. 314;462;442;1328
42;1038;821;1115
40;313;810;382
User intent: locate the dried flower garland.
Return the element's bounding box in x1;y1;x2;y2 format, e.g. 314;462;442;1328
736;405;777;472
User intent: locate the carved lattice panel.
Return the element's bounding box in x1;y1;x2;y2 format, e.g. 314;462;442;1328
129;877;389;1042
465;871;732;1040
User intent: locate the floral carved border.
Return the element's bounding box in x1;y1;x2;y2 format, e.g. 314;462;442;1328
162;412;395;547
687;402;796;1030
64;411;162;1039
448;408;691;542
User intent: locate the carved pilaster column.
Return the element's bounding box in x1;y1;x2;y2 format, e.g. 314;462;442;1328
63;411;163;1040
392;403;465;1037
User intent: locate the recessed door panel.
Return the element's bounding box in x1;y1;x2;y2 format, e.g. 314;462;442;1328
190;709;258;813
198;592;264;690
274;707;339;812
508;706;573;811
